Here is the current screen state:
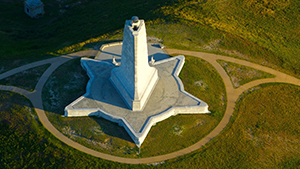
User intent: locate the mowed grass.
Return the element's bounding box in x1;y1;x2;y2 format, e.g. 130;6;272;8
217;60;276;88
158;0;300;78
2;0;300;80
2;0;300;167
0;91;148;168
146;20;297;79
0;64;50;91
0;0;177;74
162;83;300;168
42;55;226;157
179;55;226;119
42;58;89;116
3;78;300;167
0;0;175;60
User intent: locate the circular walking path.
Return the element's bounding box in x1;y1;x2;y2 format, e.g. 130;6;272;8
0;49;299;164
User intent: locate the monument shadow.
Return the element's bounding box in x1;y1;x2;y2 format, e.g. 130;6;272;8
91;116;135;143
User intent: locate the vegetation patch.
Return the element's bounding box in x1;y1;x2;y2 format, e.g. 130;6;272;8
91;126;105;136
0;0;176;61
194;80;207;90
146;20;286;75
0;64;51;91
179;55;227;118
2;0;300;80
171;125;184;136
158;0;300;78
42;55;226;158
42;58;88;114
0;56;54;75
217;60;276;88
0;91;144;168
2;0;300;166
163;83;300;168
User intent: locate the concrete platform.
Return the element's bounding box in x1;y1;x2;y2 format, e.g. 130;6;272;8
64;44;209;147
95;43;169;63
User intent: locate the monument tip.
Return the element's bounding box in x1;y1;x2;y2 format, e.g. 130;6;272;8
131;16;139;23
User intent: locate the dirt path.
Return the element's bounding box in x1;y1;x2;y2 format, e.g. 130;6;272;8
0;49;299;164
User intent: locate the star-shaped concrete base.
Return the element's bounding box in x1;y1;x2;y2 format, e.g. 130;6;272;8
64;55;209;147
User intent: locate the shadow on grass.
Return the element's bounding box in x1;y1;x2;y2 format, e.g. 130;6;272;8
83;40;123;50
91;116;134;143
0;64;51;92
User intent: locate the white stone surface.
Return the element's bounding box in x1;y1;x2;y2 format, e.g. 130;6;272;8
64;17;210;147
110;19;158;111
65;56;210;147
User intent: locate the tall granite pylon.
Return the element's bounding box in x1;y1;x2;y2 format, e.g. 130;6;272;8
110;16;159;111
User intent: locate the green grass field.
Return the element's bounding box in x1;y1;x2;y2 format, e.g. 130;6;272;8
0;91;146;168
1;0;300;168
2;81;299;168
2;0;300;79
0;64;50;91
159;0;300;77
162;84;300;168
217;60;276;88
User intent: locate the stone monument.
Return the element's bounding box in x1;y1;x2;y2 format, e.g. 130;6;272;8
110;16;158;111
64;16;210;147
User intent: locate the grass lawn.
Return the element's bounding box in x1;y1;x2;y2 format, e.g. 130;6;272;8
42;55;226;158
2;0;300;80
0;0;175;60
0;64;50;91
217;60;276;88
159;0;300;78
162;83;300;168
0;91;144;168
1;0;300;167
2;81;300;168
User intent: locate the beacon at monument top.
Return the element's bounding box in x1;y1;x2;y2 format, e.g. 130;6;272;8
131;16;141;31
110;16;159;111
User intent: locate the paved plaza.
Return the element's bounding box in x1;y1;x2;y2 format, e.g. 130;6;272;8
65;43;209;146
65;17;209;146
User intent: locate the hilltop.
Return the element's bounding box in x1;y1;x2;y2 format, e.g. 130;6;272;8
0;0;299;168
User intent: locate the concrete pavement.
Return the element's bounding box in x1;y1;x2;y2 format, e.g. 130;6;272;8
0;48;299;164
